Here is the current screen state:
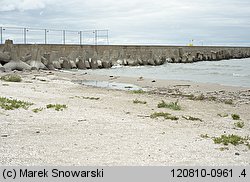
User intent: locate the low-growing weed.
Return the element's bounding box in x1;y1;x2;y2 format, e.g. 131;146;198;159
133;99;147;104
150;112;179;120
32;107;44;113
234;121;244;128
0;97;33;110
213;134;249;149
182;115;202;121
157;100;181;110
46;104;67;111
231;114;240;120
200;134;209;139
0;74;22;82
217;113;229;117
130;90;146;94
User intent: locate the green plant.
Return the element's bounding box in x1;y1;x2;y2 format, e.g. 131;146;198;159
217;113;229;117
32;107;44;113
187;93;207;101
246;142;250;150
200;134;209;139
150;112;179;120
208;96;217;101
224;99;233;105
125;86;133;89
213;134;249;147
46;104;67;111
0;74;22;82
234;121;244;128
157;100;181;110
0;97;33;110
182;115;202;121
231;114;240;120
82;96;100;100
133;99;147;104
130;90;146;94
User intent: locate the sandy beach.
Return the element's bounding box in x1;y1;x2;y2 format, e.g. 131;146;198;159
0;70;249;166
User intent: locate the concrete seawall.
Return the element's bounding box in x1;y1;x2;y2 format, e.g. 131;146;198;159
0;40;250;71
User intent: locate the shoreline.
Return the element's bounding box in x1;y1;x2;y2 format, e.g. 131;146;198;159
62;70;250;105
66;69;250;90
0;70;249;165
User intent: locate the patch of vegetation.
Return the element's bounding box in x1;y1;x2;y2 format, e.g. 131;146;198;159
182;115;202;121
187;93;219;102
157;100;181;110
125;86;133;89
231;114;240;120
188;93;205;101
46;104;67;111
32;107;44;113
217;113;229;117
0;97;33;110
208;96;217;101
213;134;249;149
150;112;179;120
2;83;9;86
70;96;100;100
133;99;147;104
224;99;233;105
0;74;22;82
246;143;250;150
234;121;244;128
200;134;209;139
82;96;100;100
130;90;146;94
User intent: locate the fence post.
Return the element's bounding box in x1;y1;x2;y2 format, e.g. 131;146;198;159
44;29;47;44
79;31;82;45
24;28;27;44
94;30;97;45
107;30;109;45
0;27;2;44
63;30;66;44
82;31;84;45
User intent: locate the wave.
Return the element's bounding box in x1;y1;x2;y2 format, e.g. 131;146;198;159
233;73;250;77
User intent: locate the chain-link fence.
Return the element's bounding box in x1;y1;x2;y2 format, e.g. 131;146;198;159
0;27;109;45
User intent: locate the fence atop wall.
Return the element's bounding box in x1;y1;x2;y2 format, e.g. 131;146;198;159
0;27;109;45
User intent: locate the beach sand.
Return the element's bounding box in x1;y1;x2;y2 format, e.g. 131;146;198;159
0;70;249;166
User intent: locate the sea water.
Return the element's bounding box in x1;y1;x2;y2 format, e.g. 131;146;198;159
81;58;250;87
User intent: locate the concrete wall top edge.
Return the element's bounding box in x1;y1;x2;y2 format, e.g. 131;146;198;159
0;44;250;49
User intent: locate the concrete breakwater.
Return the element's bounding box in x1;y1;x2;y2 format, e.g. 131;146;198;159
0;40;250;71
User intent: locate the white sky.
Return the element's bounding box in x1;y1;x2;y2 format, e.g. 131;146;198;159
0;0;250;45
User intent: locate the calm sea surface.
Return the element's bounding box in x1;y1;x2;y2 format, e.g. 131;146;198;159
81;58;250;87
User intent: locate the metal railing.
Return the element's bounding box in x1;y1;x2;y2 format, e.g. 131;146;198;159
0;26;109;45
